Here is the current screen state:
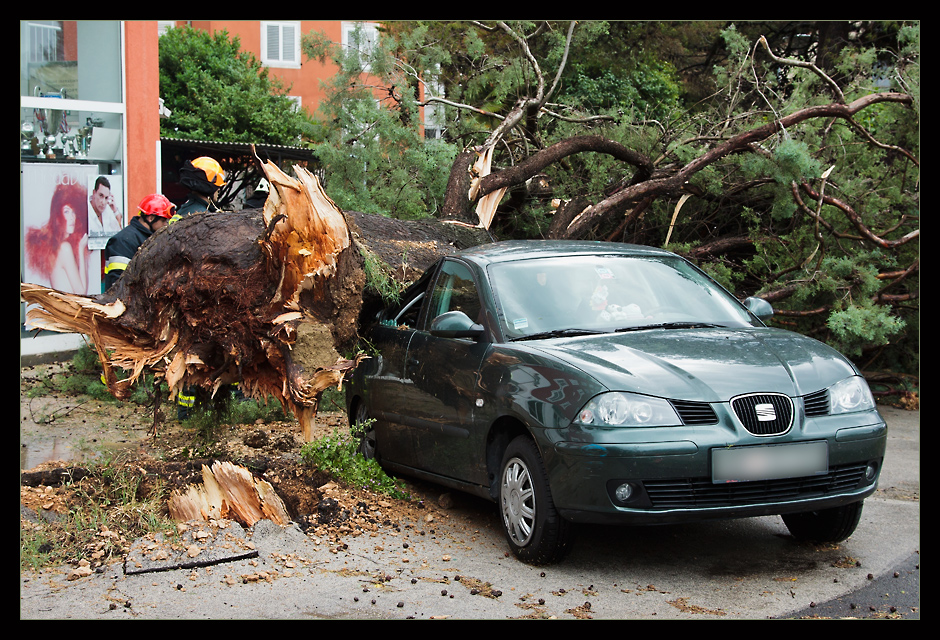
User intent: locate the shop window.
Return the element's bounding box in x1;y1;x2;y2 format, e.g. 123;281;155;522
20;20;124;300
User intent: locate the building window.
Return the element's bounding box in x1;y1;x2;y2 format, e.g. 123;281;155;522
424;64;446;140
341;22;379;71
261;21;301;68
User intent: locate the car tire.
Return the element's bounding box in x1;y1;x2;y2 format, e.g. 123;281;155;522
352;401;378;461
781;501;864;543
499;435;574;564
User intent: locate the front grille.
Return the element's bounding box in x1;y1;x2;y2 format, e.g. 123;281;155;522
732;393;793;435
643;463;870;509
803;389;830;417
670;399;718;425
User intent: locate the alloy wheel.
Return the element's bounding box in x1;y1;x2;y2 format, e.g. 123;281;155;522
501;456;536;547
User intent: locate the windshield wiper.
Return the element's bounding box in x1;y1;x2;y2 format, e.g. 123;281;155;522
615;321;724;332
510;328;607;341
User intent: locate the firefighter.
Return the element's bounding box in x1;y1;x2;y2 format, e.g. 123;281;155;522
102;193;175;290
172;156;226;221
171;156;230;418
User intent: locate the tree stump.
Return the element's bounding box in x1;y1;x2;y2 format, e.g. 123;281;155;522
21;161;492;441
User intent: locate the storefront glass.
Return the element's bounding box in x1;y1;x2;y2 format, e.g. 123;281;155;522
21;21;122;102
20;20;125;323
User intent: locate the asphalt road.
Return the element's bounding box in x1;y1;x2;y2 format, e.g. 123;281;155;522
20;404;919;620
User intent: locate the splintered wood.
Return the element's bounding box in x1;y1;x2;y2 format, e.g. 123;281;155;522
21;160;362;442
261;161;351;308
20;157;491;442
168;461;290;527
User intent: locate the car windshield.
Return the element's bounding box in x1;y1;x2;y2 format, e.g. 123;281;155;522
489;254;758;341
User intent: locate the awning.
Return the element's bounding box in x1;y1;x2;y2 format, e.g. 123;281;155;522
161;137;318;166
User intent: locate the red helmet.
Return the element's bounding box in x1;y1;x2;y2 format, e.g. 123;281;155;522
137;194;176;219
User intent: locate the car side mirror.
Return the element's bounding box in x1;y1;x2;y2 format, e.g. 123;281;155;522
743;297;774;320
430;311;485;339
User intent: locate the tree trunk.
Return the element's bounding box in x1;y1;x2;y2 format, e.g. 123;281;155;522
21;160;489;441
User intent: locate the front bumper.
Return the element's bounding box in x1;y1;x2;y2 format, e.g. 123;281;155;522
557;471;880;525
538;416;887;526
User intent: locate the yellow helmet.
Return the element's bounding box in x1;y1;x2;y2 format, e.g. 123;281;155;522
191;156;226;187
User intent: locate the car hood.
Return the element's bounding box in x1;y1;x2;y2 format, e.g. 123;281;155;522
528;326;858;401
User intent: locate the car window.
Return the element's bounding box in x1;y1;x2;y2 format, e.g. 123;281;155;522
393;292;424;328
378;266;436;328
490;255;756;339
426;260;482;327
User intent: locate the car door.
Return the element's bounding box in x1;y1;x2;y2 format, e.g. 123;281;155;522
400;259;490;483
361;275;434;468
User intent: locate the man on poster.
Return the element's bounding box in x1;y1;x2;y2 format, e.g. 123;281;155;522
87;175;122;250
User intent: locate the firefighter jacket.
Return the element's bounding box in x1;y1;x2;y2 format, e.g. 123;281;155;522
170;194;210;223
103;216;153;290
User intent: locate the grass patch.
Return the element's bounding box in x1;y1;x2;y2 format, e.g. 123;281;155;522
20;457;177;572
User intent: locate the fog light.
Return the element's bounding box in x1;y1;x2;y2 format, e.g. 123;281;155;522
614;482;634;502
865;461;879;482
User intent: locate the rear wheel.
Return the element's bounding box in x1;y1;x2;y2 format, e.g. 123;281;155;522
782;501;864;543
499;436;574;564
351;401;378;461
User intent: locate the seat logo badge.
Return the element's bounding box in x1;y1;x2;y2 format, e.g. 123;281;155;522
755;403;776;422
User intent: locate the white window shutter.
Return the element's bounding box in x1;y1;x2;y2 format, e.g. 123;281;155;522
261;22;300;67
266;23;281;61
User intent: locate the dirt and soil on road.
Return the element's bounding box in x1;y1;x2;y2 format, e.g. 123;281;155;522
20;360;453;571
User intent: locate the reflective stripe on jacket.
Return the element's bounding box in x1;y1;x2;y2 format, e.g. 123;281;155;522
177;389;196;408
104;254;131;277
102;217;152;290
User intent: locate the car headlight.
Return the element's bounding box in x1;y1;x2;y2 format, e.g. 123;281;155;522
576;392;682;427
829;376;876;414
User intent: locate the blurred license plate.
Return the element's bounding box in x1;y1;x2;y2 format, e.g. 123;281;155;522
712;441;828;483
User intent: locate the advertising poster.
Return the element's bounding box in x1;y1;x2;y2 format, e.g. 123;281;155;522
22;163;102;296
87;174;124;250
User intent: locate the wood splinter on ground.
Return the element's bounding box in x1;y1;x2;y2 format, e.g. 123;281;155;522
168;461;290;527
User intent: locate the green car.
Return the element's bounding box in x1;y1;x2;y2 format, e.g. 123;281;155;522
347;240;886;564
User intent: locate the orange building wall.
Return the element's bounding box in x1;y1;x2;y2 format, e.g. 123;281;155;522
186;21;342;118
124;20;160;221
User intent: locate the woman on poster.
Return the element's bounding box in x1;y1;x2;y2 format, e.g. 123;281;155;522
25;180;90;294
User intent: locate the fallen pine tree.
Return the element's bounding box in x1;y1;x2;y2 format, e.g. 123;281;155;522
20;158;491;441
